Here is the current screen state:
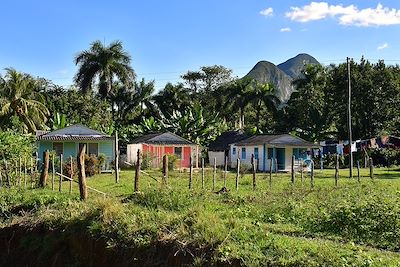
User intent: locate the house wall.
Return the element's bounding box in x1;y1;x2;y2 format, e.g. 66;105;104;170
230;145;313;172
127;144;142;164
38;140;114;164
208;151;225;166
127;144;195;168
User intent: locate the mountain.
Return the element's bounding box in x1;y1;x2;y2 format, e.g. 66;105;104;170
245;53;320;103
245;61;294;102
277;53;319;79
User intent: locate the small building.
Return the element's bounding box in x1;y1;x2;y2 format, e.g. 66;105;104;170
231;134;319;172
208;130;248;166
36;124;115;168
127;132;199;168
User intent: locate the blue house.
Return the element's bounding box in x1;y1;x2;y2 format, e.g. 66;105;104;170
36;124;115;167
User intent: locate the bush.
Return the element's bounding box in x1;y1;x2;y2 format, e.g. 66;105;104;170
141;152;155;170
62;154;102;177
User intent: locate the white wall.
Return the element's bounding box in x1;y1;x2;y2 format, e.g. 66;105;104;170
208;151;225;166
127;144;142;164
230;145;265;170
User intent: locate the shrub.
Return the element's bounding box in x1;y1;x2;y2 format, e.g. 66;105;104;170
62;154;101;177
140;152;155;170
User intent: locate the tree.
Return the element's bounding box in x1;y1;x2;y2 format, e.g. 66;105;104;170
135;78;156;117
284;64;333;141
181;65;234;94
223;77;254;129
74;40;135;98
246;81;280;133
0;68;50;133
153;83;192;116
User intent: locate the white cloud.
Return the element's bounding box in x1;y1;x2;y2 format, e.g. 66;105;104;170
377;43;389;50
286;2;400;27
260;7;273;17
280;27;291;32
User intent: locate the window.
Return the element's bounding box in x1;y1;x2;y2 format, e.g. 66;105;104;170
232;147;236;155
174;147;182;159
53;142;63;156
88;143;99;156
254;147;259;160
78;143;99;156
241;147;246;159
293;148;307;159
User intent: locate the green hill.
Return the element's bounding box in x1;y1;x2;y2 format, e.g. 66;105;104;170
245;53;320;103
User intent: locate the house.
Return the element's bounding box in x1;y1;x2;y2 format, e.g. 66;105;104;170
36;124;115;168
231;134;319;172
127;132;199;168
208;130;248;166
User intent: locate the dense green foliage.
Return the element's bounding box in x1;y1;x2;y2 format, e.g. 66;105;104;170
0;169;400;266
2;40;399;147
0;131;35;160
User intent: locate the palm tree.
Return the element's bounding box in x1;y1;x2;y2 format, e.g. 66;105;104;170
224;77;253;129
74;40;135;99
247;81;280;132
135;78;155;117
0;68;50;133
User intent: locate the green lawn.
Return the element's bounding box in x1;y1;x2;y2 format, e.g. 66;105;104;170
1;167;400;266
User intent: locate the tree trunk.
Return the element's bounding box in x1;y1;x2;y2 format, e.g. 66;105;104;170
39;151;49;187
77;144;88;200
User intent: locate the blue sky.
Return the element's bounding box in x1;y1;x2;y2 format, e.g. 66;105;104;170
1;1;399;90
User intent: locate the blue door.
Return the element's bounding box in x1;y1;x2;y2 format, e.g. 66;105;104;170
276;148;285;170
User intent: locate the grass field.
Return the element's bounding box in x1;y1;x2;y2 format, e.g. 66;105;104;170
1;167;400;266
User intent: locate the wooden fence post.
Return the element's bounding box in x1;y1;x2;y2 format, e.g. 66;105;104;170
115;130;119;183
4;159;10;187
189;156;193;189
269;159;272;188
335;154;339;186
223;156;227;188
51;155;55;191
134;149;141;192
369;158;374;179
39;150;49;188
201;158;205;189
291;155;295;184
69;156;73;194
300;159;304;184
311;161;314;188
275;158;278;177
212;158;216;191
357;160;360;182
30;158;34;189
77;144;87;200
251;154;256;190
59;154;63;192
364;155;368;168
236;158;240;191
162;154;168;186
18;157;22;186
24;158;27;189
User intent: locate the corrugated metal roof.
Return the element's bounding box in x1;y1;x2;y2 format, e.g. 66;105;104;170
208;130;248;151
37;124;112;141
234;134;318;147
130;132;195;145
38;136;113;141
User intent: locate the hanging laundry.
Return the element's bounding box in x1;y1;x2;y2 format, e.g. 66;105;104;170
336;144;344;155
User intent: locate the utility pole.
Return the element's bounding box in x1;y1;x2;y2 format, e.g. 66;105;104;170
347;57;353;178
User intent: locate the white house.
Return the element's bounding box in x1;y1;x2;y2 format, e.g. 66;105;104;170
230;134;319;172
207;130;248;166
